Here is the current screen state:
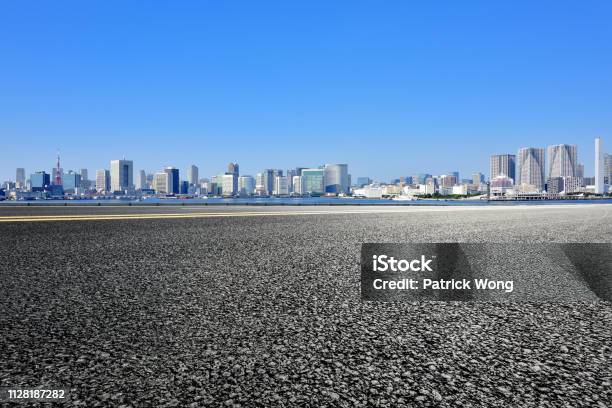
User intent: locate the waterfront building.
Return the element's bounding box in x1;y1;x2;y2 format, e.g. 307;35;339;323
490;154;516;182
16;168;25;188
595;138;604;194
517;147;545;192
564;177;585;194
285;169;297;192
255;172;267;195
153;172;168;194
30;171;50;192
238;175;255;196
273;176;289;196
547;144;577;178
490;175;514;194
135;170;146;190
179;180;189;194
62;171;81;193
262;169;280;195
546;177;564;194
96;169;111;193
79;168;90;190
605;154;612;184
292;176;303;195
227;163;239;176
163;167;179;194
220;173;238;196
188;165;199;186
110;159;133;192
301;169;325;195
323;164;349;194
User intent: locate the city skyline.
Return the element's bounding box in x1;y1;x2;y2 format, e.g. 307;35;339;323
2;2;612;181
2;137;604;186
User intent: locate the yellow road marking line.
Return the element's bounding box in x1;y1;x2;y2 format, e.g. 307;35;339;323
0;209;416;222
0;204;599;223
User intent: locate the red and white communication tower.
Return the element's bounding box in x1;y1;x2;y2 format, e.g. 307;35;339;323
55;151;62;185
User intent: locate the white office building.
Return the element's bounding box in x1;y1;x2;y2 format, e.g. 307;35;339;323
153;172;168;194
221;173;238;196
238;175;255;196
292;176;303;195
95;169;110;192
110;159;133;192
273;176;289;196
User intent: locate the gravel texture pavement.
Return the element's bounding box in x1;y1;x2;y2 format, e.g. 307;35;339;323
1;205;611;407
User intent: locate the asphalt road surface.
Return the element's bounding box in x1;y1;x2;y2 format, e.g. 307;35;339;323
1;204;611;407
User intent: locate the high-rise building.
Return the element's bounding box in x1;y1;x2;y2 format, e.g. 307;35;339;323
255;172;266;195
220;173;238;196
238;175;255;196
30;171;50;192
595;138;604;194
490;154;516;182
95;169;111;192
79;168;89;190
273;176;289;196
576;163;585;178
110;159;133;192
262;169;282;195
153;172;168;194
136;170;147;190
301;169;325;195
62;171;81;194
285;169;297;192
517;147;545;192
188;165;199;185
228;163;239;176
604;154;612;184
323;164;349;194
16;168;25;188
292;176;303;195
179;180;189;195
163;167;179;194
547;144;577;178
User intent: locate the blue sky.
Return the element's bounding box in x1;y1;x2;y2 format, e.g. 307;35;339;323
1;1;611;181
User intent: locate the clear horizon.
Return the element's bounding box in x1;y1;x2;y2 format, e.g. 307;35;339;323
1;1;611;181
